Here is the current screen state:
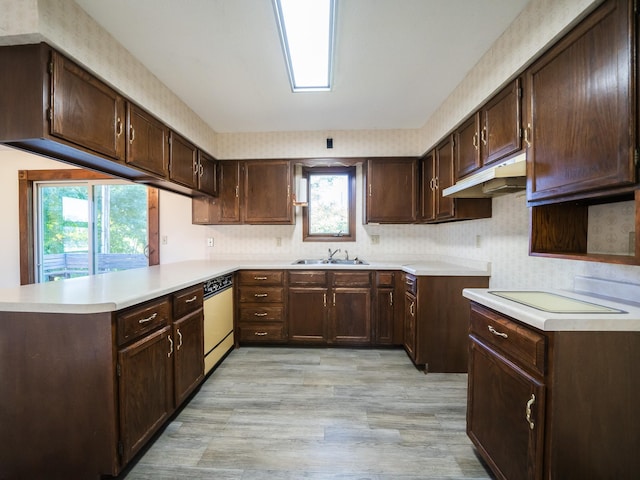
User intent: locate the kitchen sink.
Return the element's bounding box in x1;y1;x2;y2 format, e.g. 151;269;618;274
292;259;329;265
292;258;369;265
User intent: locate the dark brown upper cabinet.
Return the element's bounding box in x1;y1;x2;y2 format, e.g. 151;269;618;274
364;157;417;223
197;150;218;197
0;42;216;199
243;160;293;224
526;0;637;205
168;131;198;188
455;113;482;180
50;50;126;162
454;79;522;181
126;104;169;178
421;139;491;224
481;78;522;167
192;160;242;225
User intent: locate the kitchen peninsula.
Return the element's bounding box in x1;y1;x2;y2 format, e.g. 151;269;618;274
0;256;489;479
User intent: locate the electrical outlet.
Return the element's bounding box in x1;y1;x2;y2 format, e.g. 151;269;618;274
371;234;380;245
161;235;168;245
207;237;214;247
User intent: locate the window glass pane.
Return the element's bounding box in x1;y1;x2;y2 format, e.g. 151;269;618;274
40;184;90;282
94;184;149;274
308;173;349;235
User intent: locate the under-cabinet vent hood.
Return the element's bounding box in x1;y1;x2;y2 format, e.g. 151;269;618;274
442;152;526;198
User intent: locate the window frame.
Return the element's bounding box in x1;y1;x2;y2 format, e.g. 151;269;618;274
18;169;159;285
302;166;356;242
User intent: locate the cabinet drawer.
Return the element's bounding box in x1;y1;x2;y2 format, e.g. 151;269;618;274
288;270;328;286
376;271;395;287
238;323;286;342
238;270;283;285
117;297;171;345
404;273;417;295
238;286;284;303
239;306;284;322
470;304;546;376
173;284;203;318
332;271;371;287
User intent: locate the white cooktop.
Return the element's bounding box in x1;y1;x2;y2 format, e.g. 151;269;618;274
489;291;625;314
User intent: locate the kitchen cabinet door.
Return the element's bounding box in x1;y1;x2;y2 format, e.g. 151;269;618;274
173;309;204;406
50;50;126;161
331;287;372;345
527;0;636;204
467;337;545;480
481;78;522;166
419;151;437;222
288;287;328;343
375;287;395;345
435;136;455;221
192;161;242;225
118;325;173;465
403;291;416;360
168;131;198;189
455;114;482;179
244;160;293;224
364;157;417;223
197;150;218;196
126;104;169;178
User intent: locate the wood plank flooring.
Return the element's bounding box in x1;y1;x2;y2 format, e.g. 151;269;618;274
119;347;494;479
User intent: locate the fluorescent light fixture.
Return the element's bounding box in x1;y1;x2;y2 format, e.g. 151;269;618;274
273;0;336;92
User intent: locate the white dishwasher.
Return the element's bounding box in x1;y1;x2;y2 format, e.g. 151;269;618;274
203;273;234;374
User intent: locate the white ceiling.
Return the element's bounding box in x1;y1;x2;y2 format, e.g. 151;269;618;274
74;0;529;134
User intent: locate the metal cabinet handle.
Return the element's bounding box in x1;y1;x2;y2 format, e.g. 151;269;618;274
167;335;173;357
481;126;487;145
525;394;536;430
185;295;198;303
369;184;372;197
176;329;183;350
235;185;239;198
523;123;532;148
410;301;415;316
254;276;268;280
332;292;336;307
488;325;508;338
129;125;135;144
138;312;157;324
389;292;393;306
472;132;478;149
254;331;268;336
116;118;123;137
254;312;268;317
323;293;327;307
199;163;204;177
254;293;268;298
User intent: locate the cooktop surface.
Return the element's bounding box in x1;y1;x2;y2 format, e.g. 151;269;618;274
489;291;626;314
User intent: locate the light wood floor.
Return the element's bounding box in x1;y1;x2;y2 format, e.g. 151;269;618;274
120;347;494;479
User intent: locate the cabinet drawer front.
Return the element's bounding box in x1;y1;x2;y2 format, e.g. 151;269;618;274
173;284;203;318
238;270;284;285
403;273;417;295
117;297;171;345
239;306;284;322
238;323;286;342
332;271;371;287
376;271;395;287
288;270;328;286
470;304;546;375
238;286;284;303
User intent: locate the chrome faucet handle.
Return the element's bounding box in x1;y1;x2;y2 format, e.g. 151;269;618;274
344;250;349;260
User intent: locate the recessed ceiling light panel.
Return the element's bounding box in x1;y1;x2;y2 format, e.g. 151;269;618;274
273;0;336;92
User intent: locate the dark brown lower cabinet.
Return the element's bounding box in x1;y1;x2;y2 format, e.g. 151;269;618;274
467;302;640;479
118;325;174;465
467;337;545;480
402;273;490;372
173;308;204;406
374;271;401;345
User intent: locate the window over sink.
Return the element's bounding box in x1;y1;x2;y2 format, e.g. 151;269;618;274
302;166;355;242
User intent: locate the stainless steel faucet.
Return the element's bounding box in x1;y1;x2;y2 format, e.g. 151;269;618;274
328;248;341;260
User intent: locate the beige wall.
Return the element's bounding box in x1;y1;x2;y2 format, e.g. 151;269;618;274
1;0;639;291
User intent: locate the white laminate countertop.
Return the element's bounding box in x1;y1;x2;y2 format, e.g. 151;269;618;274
463;282;640;332
0;257;490;314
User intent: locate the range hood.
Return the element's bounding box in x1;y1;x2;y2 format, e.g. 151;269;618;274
442;152;526;198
